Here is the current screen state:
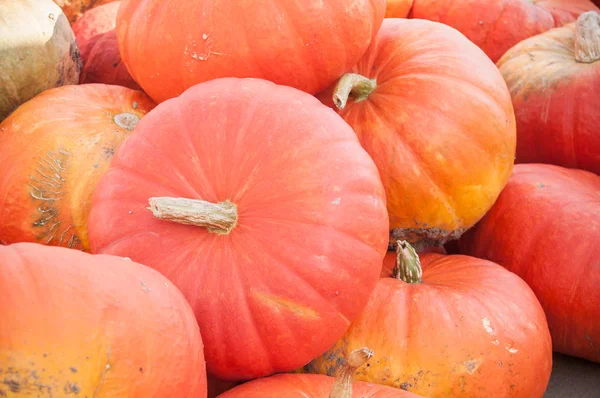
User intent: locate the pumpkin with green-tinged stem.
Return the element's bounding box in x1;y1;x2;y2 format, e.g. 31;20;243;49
460;163;600;363
219;348;421;398
0;84;155;250
318;18;516;250
410;0;599;62
497;11;600;174
87;77;390;381
115;0;387;103
0;242;207;397
303;242;553;397
0;0;81;122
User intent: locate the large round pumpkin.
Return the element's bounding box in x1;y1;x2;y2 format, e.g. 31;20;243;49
219;348;420;398
87;78;390;380
72;2;140;90
304;242;553;397
460;164;600;363
317;18;516;249
0;0;81;122
497;11;600;174
0;84;155;250
53;0;118;23
0;242;207;397
410;0;599;62
115;0;387;103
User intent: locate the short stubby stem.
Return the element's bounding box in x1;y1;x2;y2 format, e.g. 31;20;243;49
148;197;238;235
332;73;377;110
392;240;423;284
574;11;600;63
329;348;374;398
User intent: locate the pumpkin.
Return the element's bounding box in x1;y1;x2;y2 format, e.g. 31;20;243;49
317;18;516;249
0;242;207;397
53;0;118;23
0;84;155;250
72;2;140;90
385;0;414;18
497;11;600;174
219;348;420;398
87;78;390;380
410;0;599;62
304;242;553;397
459;164;600;363
115;0;387;103
0;0;81;122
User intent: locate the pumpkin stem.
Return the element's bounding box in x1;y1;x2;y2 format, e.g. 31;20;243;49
392;240;423;284
574;11;600;63
147;197;237;235
329;347;374;398
332;73;377;110
113;112;140;131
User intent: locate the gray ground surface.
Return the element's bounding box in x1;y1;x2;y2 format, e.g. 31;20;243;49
544;353;600;397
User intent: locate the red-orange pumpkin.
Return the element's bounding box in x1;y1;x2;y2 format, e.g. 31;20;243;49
72;2;140;90
318;18;516;249
305;242;553;397
410;0;599;62
460;164;600;363
0;84;155;250
219;349;420;398
87;78;390;380
497;11;600;174
0;242;207;396
115;0;387;103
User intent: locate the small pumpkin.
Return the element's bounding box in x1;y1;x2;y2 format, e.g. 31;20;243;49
497;11;600;174
460;164;600;363
72;2;140;90
53;0;118;23
0;0;81;122
115;0;387;103
385;0;414;18
304;242;553;397
318;18;516;249
0;84;155;250
0;242;207;397
219;348;420;398
410;0;599;62
87;78;390;380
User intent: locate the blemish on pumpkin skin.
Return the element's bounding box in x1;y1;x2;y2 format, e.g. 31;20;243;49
463;359;482;374
251;291;320;320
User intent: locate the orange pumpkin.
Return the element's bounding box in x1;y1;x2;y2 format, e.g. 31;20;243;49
0;84;155;250
0;242;207;397
497;11;600;174
72;2;140;89
410;0;599;62
318;18;516;249
53;0;118;23
304;243;553;397
385;0;414;18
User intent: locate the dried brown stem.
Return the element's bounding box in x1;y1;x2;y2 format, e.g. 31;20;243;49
329;347;374;398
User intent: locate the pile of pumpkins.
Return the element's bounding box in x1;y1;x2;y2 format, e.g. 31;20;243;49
1;0;598;397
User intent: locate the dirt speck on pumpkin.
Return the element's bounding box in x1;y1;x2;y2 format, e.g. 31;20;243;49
2;379;20;393
463;359;482;374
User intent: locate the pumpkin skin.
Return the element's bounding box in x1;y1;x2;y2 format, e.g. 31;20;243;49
87;78;390;380
115;0;387;103
0;84;155;250
218;373;420;398
53;0;118;23
318;18;516;248
411;0;599;62
72;2;140;90
497;12;600;174
385;0;414;18
304;247;553;397
0;0;81;122
459;164;600;363
0;242;207;397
